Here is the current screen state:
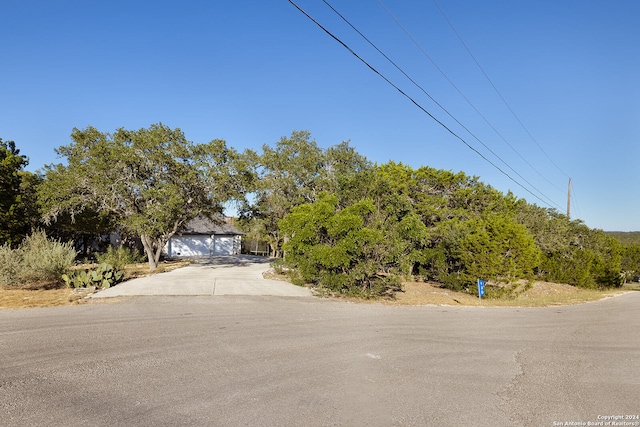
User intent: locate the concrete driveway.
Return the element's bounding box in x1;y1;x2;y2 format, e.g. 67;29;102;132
91;255;313;298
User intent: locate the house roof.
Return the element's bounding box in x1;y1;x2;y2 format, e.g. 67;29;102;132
179;216;244;235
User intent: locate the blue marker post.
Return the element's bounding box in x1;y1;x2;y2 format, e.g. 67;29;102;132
477;279;485;301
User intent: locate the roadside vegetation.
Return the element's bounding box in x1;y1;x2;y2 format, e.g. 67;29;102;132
0;257;191;309
0;230;76;289
244;133;638;298
1;129;639;309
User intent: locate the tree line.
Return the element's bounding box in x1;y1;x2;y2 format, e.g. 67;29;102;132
1;125;638;295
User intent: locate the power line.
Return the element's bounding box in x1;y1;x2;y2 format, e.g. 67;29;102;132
431;0;570;180
377;0;565;194
569;180;582;220
288;0;562;210
321;0;561;209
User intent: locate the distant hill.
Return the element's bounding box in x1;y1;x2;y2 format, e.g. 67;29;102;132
607;231;640;246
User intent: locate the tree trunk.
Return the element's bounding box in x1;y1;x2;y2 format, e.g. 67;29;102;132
140;234;158;270
154;246;163;268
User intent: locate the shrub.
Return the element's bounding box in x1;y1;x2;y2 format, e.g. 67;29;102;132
0;231;77;287
19;231;78;284
0;244;21;286
270;258;287;275
95;245;145;270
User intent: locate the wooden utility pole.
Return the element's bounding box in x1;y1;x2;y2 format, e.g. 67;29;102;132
567;178;572;219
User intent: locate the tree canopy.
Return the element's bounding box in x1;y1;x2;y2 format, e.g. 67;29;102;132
18;126;633;294
0;138;35;246
262;150;625;296
238;130;372;257
39;123;251;269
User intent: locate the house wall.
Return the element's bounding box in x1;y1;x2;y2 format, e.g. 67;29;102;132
166;235;212;257
213;235;233;255
165;234;242;257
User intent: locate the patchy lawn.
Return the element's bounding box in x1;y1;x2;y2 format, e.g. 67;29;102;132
0;259;192;310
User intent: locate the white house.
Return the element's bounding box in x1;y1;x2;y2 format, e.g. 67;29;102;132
164;217;243;257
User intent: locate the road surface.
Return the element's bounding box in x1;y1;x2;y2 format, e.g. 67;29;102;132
1;292;639;426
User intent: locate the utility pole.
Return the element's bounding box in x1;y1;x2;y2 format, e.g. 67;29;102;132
567;178;572;219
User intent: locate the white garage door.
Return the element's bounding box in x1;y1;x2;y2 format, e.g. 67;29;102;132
213;236;234;255
169;235;211;257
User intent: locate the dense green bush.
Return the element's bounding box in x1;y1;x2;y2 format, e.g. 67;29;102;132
280;194;401;297
95;245;145;270
0;230;77;287
272;160;627;297
538;227;623;289
453;214;540;287
621;245;640;283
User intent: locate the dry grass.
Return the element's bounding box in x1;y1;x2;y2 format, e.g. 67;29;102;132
121;259;192;279
0;259;192;310
267;267;639;307
266;268;638;307
0;288;92;309
389;280;637;307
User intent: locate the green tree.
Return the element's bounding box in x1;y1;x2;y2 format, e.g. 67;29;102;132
374;161;512;227
241;130;323;257
17;170;43;235
536;221;623;288
39;124;249;269
0;138;31;246
280;194;399;296
421;217;468;288
620;245;640;283
43;208;116;257
514;202;573;253
454;213;540;286
240;131;372;257
319;141;373;207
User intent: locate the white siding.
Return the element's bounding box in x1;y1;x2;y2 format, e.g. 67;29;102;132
165;233;242;257
213;236;234;255
167;235;211;257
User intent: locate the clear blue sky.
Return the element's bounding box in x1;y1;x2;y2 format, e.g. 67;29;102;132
1;0;638;231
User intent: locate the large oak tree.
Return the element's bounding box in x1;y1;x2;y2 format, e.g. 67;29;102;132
39;123;251;269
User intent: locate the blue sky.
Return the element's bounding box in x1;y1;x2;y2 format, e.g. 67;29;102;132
1;0;638;231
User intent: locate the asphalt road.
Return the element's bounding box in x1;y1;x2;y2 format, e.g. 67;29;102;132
1;292;639;427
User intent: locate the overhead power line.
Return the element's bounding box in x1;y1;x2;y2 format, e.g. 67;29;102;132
321;0;560;209
288;0;563;210
431;0;570;180
377;0;565;194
